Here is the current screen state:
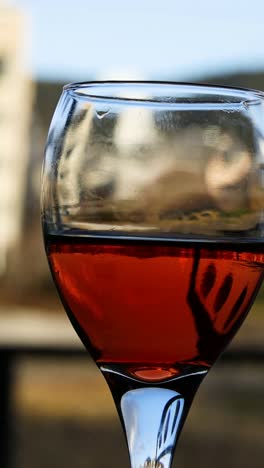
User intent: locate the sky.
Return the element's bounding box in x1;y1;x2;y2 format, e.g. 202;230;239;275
9;0;264;82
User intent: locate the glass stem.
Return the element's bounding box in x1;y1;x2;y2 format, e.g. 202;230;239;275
120;387;186;468
101;366;207;468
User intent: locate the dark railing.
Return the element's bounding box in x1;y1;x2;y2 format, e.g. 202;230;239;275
0;345;86;468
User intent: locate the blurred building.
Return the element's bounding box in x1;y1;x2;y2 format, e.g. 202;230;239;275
0;0;34;275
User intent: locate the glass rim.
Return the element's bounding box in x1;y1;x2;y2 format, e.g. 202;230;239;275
63;80;264;106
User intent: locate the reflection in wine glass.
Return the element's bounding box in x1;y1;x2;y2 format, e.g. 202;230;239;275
187;250;264;364
121;388;184;468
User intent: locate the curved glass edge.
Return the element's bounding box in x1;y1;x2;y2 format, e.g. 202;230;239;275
63;80;264;105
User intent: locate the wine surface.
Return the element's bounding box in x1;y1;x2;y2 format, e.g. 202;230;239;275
46;235;264;381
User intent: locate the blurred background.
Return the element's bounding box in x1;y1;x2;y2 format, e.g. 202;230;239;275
0;0;264;467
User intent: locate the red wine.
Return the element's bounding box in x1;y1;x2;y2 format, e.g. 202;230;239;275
46;235;264;382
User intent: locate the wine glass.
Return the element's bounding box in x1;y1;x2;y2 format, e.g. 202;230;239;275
41;82;264;468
